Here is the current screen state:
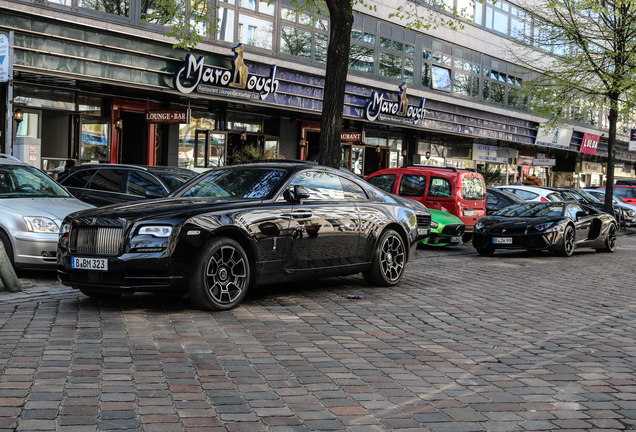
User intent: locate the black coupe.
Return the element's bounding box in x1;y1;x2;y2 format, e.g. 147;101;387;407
57;161;432;310
473;201;617;256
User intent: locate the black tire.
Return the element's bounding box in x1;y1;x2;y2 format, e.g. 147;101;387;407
596;223;617;253
0;230;15;268
189;237;251;311
556;224;575;257
363;229;406;287
78;288;121;300
476;247;495;256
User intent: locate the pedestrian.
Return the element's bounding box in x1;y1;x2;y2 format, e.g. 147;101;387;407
57;159;75;182
513;181;522;185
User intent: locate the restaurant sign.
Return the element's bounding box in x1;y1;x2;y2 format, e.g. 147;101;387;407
146;110;189;124
365;83;426;125
173;44;279;101
341;132;362;142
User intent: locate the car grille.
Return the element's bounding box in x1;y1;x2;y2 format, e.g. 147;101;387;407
70;227;123;256
442;224;465;236
416;214;431;228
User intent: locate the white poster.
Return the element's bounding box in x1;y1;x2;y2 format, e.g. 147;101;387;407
535;126;574;150
629;129;636;151
0;34;9;83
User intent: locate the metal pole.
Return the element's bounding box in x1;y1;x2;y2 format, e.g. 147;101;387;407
5;31;14;155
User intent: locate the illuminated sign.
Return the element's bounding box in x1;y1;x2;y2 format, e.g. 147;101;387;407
365;83;426;124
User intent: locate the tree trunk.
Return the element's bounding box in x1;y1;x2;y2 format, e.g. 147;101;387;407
605;94;618;215
319;0;353;168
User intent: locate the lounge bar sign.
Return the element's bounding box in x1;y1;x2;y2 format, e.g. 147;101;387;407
146;110;189;124
365;83;426;125
173;44;279;101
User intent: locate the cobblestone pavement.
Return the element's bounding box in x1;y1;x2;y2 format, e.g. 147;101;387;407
1;234;636;431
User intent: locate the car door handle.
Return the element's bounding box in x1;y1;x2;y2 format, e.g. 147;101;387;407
280;211;313;219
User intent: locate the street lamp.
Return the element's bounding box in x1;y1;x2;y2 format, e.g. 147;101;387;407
14;109;24;125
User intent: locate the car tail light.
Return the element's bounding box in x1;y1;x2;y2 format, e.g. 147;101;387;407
540;197;549;202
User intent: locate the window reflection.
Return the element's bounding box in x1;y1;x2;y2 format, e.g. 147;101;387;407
238;15;273;49
217;8;235;42
281;26;312;58
349;45;374;73
432;66;451;92
79;0;129;15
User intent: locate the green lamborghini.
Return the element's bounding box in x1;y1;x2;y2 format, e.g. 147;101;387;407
421;208;465;247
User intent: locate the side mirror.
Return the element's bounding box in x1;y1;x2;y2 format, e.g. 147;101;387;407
145;190;165;199
576;210;587;219
294;185;310;201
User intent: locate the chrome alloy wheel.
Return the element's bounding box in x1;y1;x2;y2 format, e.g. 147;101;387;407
205;246;248;305
380;234;405;282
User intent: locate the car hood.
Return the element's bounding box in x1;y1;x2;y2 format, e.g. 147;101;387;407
477;216;564;233
429;208;463;225
0;197;93;221
69;197;264;221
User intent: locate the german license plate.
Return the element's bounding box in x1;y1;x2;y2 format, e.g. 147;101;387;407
72;257;108;271
450;236;462;243
464;210;475;216
418;228;429;236
493;237;513;244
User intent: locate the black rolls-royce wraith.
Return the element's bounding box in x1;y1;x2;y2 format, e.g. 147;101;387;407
58;161;431;310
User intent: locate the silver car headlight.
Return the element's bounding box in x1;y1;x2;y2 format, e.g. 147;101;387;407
430;221;439;229
23;217;60;234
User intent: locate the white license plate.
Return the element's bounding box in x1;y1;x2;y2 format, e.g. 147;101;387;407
418;228;429;236
464;210;475;216
72;257;108;271
450;236;462;243
493;237;513;244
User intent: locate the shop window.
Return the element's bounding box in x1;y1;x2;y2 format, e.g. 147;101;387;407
281;26;312;58
79;0;129;16
349;45;374;73
399;175;426;197
15;113;40;138
80;119;109;161
79;96;104;117
428;177;451;198
227;112;262;132
14;85;75;111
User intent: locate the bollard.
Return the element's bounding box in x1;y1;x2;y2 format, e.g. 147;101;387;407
0;241;21;293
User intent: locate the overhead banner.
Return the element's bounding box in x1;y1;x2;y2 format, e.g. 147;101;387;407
471;144;508;163
533;158;556;166
580;132;600;155
535;127;573;150
0;34;9;83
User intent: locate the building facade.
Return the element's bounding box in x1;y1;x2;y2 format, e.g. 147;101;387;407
0;0;634;186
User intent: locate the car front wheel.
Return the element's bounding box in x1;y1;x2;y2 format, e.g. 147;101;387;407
556;225;575;257
363;229;406;287
189;237;251;311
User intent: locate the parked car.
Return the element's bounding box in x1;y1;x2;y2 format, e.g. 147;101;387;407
365;165;486;232
473;201;617;257
57;161;432;310
496;185;564;202
583;188;636;226
545;187;631;224
57;163;197;207
615;179;636;186
421;209;465;247
595;185;636;205
0;154;93;269
486;187;524;215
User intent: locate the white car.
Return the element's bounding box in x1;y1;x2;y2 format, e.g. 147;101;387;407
0;154;93;269
495;185;564;202
583;188;636;225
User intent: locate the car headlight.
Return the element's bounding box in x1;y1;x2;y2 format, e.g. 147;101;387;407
475;219;485;231
138;226;173;237
534;222;554;231
23;217;60;234
430;221;439;229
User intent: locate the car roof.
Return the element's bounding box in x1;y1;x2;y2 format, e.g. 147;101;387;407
487;187;524;201
368;165;481;177
0;154;28;165
70;163;196;174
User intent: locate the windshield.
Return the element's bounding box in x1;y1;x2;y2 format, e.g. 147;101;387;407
0;165;71;198
573;189;601;203
156;172;197;191
494;202;565;217
462;176;485;200
172;167;287;199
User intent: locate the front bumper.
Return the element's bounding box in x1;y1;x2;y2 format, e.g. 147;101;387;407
58;252;187;293
473;231;559;251
13;232;59;268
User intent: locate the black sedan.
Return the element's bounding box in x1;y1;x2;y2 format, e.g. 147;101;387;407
57;161;432;310
473;201;617;257
486;187;524;215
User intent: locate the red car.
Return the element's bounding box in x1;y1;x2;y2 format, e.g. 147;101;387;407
366;165;486;232
596;185;636;205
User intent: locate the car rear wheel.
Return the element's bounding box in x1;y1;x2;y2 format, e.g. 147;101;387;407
476;247;495;256
596;223;617;253
363;229;405;287
557;224;575;257
189;237;251;311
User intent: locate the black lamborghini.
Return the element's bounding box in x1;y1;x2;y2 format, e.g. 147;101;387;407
472;201;617;256
57;161;432;310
